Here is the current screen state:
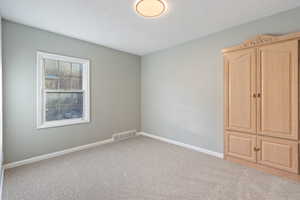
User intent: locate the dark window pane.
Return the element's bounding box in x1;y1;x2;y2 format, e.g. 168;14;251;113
58;93;75;105
46;106;60;121
72;63;82;77
59;61;72;77
44;60;83;90
71;63;83;89
59;78;71;90
45;59;59;75
44;59;59;89
72;93;83;105
70;104;83;118
71;77;82;90
46;92;83;121
59;61;72;90
46;93;59;107
45;79;59;90
60;105;73;119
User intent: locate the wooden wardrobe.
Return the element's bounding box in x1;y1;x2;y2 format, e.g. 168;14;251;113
223;33;300;180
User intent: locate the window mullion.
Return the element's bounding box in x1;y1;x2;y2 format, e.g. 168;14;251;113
43;89;47;124
57;60;61;90
44;90;84;93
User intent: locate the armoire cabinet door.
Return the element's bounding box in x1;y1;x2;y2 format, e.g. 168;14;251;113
224;48;257;134
257;136;299;173
257;40;298;140
225;131;257;162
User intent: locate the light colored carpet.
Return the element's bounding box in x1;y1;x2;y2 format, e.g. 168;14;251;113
3;136;300;200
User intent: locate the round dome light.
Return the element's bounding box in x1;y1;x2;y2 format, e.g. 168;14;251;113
135;0;166;18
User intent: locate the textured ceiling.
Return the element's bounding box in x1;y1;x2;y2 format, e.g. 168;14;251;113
1;0;300;55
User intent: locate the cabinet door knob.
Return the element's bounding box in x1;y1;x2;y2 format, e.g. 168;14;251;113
253;94;257;98
257;93;261;98
254;147;260;152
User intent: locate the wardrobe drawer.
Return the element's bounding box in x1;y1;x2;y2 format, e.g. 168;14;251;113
225;131;257;163
257;136;299;173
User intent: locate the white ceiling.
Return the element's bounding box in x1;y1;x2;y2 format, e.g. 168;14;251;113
1;0;300;55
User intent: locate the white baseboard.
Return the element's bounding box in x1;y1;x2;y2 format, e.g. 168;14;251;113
0;167;4;200
4;129;137;170
138;132;224;159
3;130;223;170
0;153;3;200
3;138;114;169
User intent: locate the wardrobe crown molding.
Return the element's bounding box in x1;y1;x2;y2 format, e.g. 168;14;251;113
222;32;300;53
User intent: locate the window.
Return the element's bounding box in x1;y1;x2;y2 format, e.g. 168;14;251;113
37;52;90;129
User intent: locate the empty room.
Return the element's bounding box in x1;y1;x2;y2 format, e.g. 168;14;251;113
1;0;300;199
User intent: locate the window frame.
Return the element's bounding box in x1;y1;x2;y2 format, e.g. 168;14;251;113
36;51;90;129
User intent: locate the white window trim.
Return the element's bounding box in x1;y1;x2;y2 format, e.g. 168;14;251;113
36;51;90;129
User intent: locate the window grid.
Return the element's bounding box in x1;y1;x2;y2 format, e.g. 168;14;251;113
37;52;90;129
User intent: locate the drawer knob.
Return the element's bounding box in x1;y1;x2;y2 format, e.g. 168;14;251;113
254;147;260;152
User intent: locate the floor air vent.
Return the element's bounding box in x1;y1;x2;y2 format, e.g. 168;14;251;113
113;130;137;141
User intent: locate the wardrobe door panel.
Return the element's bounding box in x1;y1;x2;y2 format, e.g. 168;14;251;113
224;49;257;134
225;131;257;162
257;40;298;140
257;136;299;173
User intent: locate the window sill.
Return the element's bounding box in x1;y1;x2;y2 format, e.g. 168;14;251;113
37;118;90;129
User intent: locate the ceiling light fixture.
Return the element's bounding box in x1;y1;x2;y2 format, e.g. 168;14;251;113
135;0;166;18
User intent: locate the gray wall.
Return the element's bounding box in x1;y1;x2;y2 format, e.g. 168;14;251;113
141;7;300;154
4;7;300;164
0;16;3;179
3;20;141;163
